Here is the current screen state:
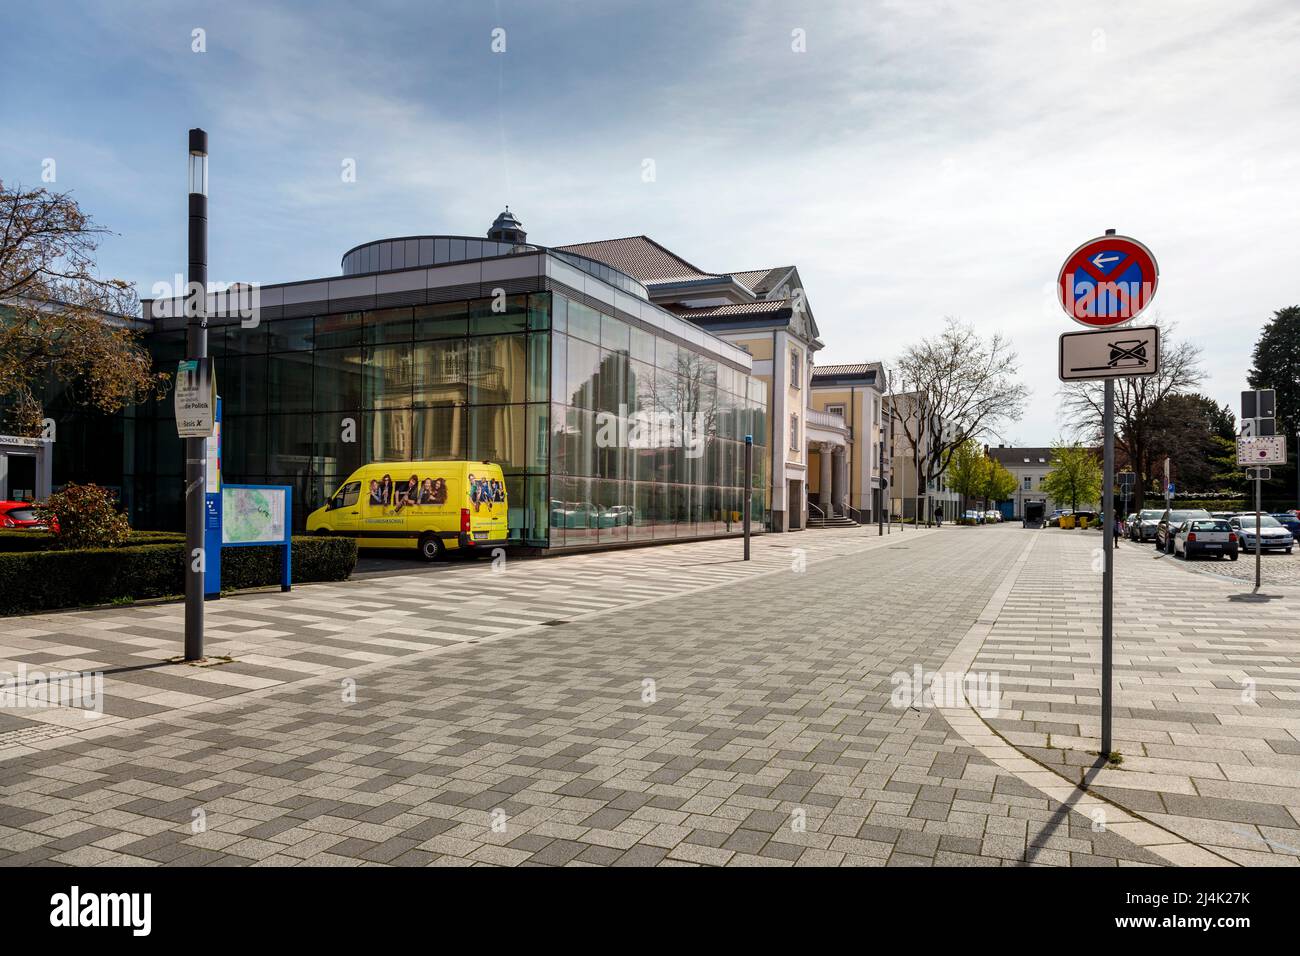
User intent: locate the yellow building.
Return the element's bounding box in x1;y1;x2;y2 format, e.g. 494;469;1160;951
807;363;890;525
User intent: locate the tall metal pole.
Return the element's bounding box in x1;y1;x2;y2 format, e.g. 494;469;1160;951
184;128;209;662
914;392;922;527
1255;476;1262;592
743;435;752;561
1101;378;1115;756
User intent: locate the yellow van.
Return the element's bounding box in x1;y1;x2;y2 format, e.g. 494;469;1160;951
307;460;510;560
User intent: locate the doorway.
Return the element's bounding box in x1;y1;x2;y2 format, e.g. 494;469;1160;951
2;452;37;501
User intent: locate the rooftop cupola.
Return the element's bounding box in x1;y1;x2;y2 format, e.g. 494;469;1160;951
487;206;526;244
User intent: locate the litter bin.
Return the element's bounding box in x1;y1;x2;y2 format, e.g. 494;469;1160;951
1078;516;1089;530
1060;514;1076;529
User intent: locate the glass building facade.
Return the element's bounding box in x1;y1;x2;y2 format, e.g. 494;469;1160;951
118;270;768;550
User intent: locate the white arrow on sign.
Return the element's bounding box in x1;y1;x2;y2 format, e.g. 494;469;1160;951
1091;253;1120;269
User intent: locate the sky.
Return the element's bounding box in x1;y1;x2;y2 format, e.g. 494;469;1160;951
2;0;1298;444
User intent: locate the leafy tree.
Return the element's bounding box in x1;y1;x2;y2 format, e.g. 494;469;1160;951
1249;306;1300;433
1041;443;1102;513
979;458;1018;510
1247;305;1300;507
888;318;1029;523
0;181;167;434
1147;393;1239;492
946;439;988;515
1059;316;1202;509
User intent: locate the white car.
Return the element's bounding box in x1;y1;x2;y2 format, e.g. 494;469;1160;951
984;510;1002;523
1229;513;1294;554
1171;518;1238;560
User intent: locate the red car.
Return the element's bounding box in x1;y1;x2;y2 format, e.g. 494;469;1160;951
0;500;57;531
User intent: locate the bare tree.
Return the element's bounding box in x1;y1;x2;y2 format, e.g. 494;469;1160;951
1058;315;1202;509
0;181;166;434
887;318;1029;522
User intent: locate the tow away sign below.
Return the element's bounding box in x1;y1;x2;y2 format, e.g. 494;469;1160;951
1058;325;1160;382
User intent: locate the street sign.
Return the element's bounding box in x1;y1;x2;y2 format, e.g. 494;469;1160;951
1057;234;1159;327
1167;482;1176;496
1242;389;1276;420
1246;467;1272;481
1118;471;1135;488
1240;418;1276;438
1058;325;1160;381
174;358;215;438
1236;435;1287;465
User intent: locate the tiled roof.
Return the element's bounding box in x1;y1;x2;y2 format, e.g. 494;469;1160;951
813;363;872;376
556;236;721;285
987;446;1055;466
731;267;792;295
667;300;790;319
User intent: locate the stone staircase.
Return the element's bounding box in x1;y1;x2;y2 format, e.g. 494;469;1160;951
807;507;860;529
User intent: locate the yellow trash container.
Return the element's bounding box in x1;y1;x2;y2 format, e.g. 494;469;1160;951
1078;516;1089;530
1060;514;1076;529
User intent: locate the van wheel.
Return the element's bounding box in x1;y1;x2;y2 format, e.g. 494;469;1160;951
417;534;445;562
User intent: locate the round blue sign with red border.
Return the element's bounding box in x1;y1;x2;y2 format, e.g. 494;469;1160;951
1057;235;1159;327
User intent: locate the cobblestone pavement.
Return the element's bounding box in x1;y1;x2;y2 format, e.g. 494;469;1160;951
0;523;1284;867
0;530;895;753
973;528;1300;866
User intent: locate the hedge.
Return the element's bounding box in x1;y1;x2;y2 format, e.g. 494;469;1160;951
0;529;183;553
0;536;357;616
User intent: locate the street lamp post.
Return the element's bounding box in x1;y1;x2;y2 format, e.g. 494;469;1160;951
184;128;208;662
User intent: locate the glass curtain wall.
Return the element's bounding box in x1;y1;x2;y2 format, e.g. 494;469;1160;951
547;293;767;548
122;288;767;548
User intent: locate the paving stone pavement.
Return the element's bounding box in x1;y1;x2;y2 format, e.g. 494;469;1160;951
0;524;1266;867
0;529;898;751
971;528;1300;866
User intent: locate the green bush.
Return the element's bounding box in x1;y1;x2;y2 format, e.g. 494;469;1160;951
0;529;183;553
222;536;357;590
37;483;130;549
0;543;185;614
0;536;356;616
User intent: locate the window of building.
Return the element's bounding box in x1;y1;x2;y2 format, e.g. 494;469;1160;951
825;404;844;417
790;413;799;449
790;349;801;388
1023;475;1032;489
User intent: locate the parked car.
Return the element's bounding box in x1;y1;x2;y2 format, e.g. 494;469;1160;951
1129;509;1162;542
1229;513;1295;554
1048;509;1071;527
1270;512;1300;540
963;510;984;523
0;500;55;531
1171;518;1238;560
984;510;1002;523
1156;508;1212;551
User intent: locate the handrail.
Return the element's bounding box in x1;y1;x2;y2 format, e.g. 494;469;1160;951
808;501;824;520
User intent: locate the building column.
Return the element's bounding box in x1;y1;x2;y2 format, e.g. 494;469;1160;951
819;443;833;516
831;447;846;517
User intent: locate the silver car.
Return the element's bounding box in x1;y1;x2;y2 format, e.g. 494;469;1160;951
1230;513;1295;554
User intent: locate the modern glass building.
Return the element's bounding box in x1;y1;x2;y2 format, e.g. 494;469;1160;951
133;213;768;549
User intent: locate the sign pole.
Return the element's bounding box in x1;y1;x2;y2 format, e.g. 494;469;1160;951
1101;378;1115;757
1255;475;1262;592
743;435;752;561
1057;227;1161;762
184;128;209;663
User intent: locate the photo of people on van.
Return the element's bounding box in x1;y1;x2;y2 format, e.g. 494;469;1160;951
393;474;420;512
417;477;447;505
368;472;454;511
468;474;505;512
